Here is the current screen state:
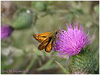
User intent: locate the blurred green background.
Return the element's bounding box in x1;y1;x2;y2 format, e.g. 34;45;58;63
1;1;99;74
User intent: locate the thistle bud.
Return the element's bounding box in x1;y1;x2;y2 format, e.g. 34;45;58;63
69;47;98;74
12;10;33;29
34;2;47;11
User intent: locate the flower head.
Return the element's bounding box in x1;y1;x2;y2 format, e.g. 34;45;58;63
1;25;14;40
53;22;93;58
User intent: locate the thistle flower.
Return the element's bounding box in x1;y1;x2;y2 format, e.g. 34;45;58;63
1;25;14;40
53;22;93;58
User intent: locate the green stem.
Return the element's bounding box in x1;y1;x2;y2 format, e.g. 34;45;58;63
23;57;37;74
55;61;70;74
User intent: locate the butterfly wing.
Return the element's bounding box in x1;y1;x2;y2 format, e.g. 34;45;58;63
45;39;52;52
33;32;52;43
45;31;58;52
38;37;50;50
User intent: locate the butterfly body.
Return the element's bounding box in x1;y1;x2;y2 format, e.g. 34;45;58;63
33;32;57;52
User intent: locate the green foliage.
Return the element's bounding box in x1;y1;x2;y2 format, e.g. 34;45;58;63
94;5;99;16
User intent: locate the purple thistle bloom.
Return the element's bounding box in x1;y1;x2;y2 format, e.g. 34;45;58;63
1;25;14;40
53;22;94;58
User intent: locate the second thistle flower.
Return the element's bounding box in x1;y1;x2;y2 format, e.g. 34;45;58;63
1;25;14;40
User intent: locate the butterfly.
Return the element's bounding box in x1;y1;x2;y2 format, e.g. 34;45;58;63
33;31;57;53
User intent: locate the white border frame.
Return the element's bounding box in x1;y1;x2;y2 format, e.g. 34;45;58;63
0;0;99;75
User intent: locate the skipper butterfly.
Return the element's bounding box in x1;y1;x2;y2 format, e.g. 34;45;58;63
33;32;57;52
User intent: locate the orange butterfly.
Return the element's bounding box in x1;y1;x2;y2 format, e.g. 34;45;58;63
33;32;57;52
